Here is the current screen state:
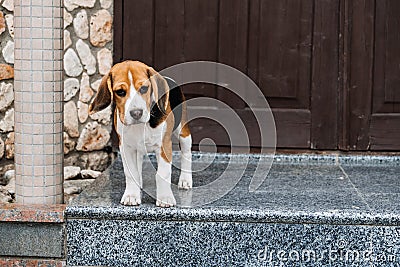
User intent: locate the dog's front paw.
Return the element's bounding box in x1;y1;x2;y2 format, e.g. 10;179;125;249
156;191;176;208
178;173;192;190
120;191;141;206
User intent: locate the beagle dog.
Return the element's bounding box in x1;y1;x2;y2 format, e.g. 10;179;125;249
89;60;192;207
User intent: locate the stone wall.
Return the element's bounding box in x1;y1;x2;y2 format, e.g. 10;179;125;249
0;0;114;179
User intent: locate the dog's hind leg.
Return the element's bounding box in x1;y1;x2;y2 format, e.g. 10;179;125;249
156;140;176;207
178;124;192;190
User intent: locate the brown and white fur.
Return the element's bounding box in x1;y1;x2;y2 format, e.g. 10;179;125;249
89;60;192;207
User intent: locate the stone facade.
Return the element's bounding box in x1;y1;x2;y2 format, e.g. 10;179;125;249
0;0;115;201
63;1;114;174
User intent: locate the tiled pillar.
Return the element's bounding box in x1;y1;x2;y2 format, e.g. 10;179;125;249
14;0;64;204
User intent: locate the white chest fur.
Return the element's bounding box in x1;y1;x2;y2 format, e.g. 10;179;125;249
117;113;166;153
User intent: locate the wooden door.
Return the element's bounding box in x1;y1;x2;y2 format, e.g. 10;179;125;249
114;0;340;150
344;0;400;150
114;0;400;151
247;0;339;149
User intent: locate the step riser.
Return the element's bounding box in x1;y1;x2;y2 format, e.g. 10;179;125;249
67;219;399;266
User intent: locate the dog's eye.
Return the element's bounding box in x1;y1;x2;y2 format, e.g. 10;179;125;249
139;86;148;94
115;89;126;97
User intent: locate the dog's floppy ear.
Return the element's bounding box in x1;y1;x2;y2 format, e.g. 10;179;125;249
147;67;169;114
89;73;113;115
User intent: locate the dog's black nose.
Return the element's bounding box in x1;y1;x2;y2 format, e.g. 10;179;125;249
130;109;143;120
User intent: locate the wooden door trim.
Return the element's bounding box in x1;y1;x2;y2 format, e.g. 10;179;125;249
113;0;123;64
310;0;340;150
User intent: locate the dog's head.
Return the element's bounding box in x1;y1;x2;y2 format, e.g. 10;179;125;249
89;60;170;125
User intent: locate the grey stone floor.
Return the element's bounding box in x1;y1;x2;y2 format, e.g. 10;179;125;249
67;152;400;225
66;152;400;266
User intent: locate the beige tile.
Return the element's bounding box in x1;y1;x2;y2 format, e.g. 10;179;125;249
55;164;63;175
54;146;63;156
32;29;44;39
22;113;32;122
32;93;44;103
33;155;44;166
47;154;56;164
54;103;62;113
45;186;55;196
43;72;53;83
54;18;63;29
19;61;29;69
43;134;53;145
45;166;54;176
20;8;31;18
33;187;46;197
42;50;53;59
23;155;33;165
53;9;62;18
43;103;53;113
21;28;32;38
54;71;62;81
54;122;62;132
23;196;39;204
54;91;63;100
22;165;31;176
29;50;43;61
32;7;43;18
31;17;42;28
33;144;44;154
42;18;53;28
32;39;44;50
34;166;45;176
22;124;32;134
56;185;63;195
44;124;54;134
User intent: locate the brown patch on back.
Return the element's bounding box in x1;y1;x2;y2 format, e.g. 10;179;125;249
160;106;174;163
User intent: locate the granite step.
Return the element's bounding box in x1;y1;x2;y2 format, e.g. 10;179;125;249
66;152;400;266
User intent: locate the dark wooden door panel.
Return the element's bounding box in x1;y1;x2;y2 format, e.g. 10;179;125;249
310;0;340;149
273;109;311;148
370;115;400;150
245;0;321;149
217;0;248;109
122;0;154;65
254;0;313;109
154;0;218;100
344;0;400;151
345;0;375;150
116;0;400;151
369;0;400;150
182;0;219;100
373;0;400;114
154;0;185;70
187;108;303;148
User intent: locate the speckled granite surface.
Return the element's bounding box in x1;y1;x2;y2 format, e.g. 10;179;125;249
66;152;400;225
68;219;400;267
66;152;400;266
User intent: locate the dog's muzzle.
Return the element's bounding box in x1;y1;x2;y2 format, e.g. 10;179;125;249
130;109;143;120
